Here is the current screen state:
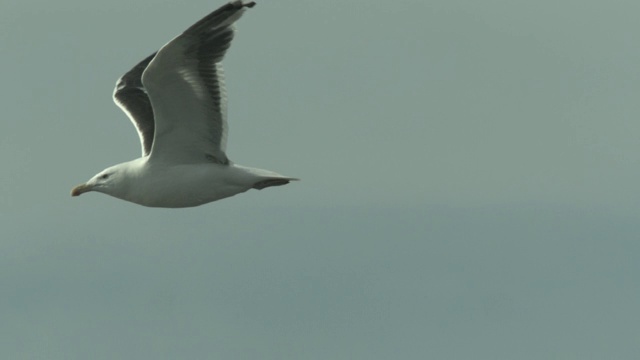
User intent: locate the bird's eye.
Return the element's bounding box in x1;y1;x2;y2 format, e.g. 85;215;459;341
100;174;109;180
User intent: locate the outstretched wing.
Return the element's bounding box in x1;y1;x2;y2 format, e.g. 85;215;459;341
113;52;157;156
141;0;256;164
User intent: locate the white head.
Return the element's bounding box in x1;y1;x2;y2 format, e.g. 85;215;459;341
71;164;128;198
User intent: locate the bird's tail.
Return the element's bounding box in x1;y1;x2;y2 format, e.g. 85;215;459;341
252;177;299;190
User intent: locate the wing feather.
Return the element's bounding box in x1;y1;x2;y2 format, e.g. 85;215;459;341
141;1;256;164
112;52;157;156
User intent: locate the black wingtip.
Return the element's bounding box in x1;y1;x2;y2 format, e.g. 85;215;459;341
232;1;255;9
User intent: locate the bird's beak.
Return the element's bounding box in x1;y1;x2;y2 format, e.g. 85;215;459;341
71;183;93;197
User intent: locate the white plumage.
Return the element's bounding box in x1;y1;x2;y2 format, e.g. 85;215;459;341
71;1;297;208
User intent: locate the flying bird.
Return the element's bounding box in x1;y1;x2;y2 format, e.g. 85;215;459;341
71;1;297;208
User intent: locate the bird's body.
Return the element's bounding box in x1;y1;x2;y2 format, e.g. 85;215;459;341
71;1;297;208
98;158;284;208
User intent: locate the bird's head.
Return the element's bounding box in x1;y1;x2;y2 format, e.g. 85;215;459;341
71;166;121;197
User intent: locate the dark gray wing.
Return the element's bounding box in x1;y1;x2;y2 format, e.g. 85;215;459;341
140;1;256;164
113;52;157;156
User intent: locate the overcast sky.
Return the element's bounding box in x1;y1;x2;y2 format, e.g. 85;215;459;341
1;0;639;358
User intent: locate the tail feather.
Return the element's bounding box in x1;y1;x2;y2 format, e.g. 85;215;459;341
252;177;299;190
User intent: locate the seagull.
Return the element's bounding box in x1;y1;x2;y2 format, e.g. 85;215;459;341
71;1;297;208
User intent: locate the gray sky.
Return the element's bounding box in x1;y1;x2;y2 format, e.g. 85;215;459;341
1;0;639;358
